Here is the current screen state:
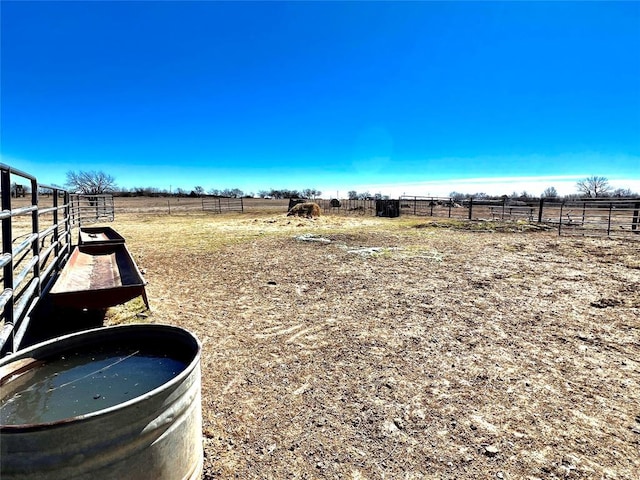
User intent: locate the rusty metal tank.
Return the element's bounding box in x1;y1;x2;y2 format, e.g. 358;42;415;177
0;324;202;480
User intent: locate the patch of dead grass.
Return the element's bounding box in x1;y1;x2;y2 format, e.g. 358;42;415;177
103;210;639;479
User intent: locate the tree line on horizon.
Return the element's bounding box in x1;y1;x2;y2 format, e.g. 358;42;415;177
111;186;323;199
449;176;637;202
12;172;638;201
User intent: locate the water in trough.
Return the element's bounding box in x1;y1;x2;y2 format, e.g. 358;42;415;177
1;346;187;425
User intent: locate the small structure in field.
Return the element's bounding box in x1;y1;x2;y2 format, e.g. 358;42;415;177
13;184;26;198
287;202;321;218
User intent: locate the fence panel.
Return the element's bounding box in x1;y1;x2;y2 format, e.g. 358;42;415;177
316;198;376;216
1;163;72;354
70;194;115;225
398;196;468;219
202;196;244;213
556;199;640;239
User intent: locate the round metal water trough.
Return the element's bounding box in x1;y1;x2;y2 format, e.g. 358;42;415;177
0;324;202;480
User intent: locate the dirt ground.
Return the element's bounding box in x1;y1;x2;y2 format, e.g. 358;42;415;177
102;210;639;479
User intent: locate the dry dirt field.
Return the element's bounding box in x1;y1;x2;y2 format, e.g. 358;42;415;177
97;204;640;479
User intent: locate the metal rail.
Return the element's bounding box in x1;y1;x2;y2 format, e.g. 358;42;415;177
399;196;463;218
557;198;640;238
394;195;640;239
202;196;244;213
0;163;72;354
70;194;115;225
315;198;377;216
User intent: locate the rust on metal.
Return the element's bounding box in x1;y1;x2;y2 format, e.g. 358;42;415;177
78;226;125;246
49;244;149;310
1;324;202;479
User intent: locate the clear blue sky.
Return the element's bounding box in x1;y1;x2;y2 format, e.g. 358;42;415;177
2;1;639;197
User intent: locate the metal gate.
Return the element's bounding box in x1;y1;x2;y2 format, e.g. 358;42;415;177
557;198;640;238
1;164;72;354
202;196;244;213
70;193;115;225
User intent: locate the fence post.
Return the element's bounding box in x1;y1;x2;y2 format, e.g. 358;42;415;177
538;197;544;223
558;202;564;236
1;168;15;345
53;188;60;262
30;177;41;297
240;197;244;213
632;202;640;233
63;191;71;252
468;197;473;220
607;203;613;236
414;197;417;216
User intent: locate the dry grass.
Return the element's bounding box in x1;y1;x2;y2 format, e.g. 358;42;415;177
93;208;640;479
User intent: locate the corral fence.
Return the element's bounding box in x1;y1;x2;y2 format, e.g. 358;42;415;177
202;196;244;213
399;195;542;221
70;193;115;225
1;164;72;354
313;198;377;216
554;198;640;238
398;195;544;221
397;195;640;239
399;196;468;219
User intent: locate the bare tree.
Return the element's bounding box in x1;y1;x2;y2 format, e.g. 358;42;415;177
302;188;322;199
220;188;244;198
542;186;558;198
576;176;611;198
66;170;116;195
611;187;637;197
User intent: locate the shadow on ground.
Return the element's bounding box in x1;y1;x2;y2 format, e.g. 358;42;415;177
21;298;106;348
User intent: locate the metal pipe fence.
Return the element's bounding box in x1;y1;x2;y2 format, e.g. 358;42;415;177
391;196;638;239
316;198;377;215
555;198;640;238
70;194;115;225
399;196;467;219
202;196;244;213
1;164;72;354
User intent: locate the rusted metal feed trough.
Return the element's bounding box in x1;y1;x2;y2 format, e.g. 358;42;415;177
49;243;149;310
78;226;125;246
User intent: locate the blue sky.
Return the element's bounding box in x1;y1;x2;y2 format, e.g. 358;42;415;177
2;1;639;197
